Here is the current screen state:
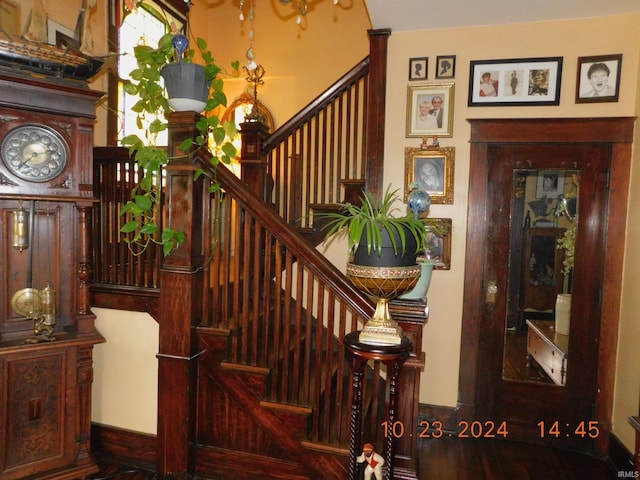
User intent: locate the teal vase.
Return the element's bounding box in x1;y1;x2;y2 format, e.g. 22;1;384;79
399;262;434;300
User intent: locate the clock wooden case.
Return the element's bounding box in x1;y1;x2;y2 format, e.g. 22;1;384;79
0;70;104;479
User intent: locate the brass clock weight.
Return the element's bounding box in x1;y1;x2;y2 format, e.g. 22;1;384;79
10;200;57;343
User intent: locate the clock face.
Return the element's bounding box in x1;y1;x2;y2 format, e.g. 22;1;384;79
1;124;69;182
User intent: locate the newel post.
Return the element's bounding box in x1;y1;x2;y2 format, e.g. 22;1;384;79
156;111;206;478
364;28;391;200
239;120;271;201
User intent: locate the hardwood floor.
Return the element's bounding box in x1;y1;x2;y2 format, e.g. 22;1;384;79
417;437;616;480
91;438;617;480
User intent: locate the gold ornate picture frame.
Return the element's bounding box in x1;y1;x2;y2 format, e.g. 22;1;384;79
405;83;454;137
404;146;455;205
424;218;452;270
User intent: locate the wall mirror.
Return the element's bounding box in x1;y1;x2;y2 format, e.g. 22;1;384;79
503;168;578;386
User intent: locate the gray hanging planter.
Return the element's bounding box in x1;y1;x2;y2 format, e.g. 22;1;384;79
160;62;210;113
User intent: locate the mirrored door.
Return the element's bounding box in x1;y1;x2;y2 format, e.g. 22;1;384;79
473;142;609;451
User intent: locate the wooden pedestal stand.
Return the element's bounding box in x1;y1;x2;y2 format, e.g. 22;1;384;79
345;331;412;480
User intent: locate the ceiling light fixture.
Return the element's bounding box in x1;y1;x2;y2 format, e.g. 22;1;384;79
240;0;339;27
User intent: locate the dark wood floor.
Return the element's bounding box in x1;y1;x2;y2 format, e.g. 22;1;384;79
416;436;616;480
91;437;617;480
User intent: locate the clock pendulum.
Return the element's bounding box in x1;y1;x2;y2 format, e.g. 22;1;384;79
10;201;57;343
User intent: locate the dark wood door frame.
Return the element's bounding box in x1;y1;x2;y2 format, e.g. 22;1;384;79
458;117;635;455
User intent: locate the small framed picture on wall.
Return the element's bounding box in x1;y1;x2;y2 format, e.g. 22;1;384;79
406;83;455;137
404;146;455;204
435;55;456;79
575;54;622;103
409;57;428;81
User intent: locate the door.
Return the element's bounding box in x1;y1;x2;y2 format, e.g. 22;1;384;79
472;142;609;451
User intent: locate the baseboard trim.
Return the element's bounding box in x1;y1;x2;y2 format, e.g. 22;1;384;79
91;422;156;469
418;402;459;434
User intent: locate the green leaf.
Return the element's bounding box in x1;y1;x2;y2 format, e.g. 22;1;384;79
134;195;153;211
179;138;194;151
121;220;140;233
222;142;237;159
140;223;158;235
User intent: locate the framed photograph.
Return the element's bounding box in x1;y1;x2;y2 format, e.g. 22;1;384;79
435;55;456;79
424;218;452;270
404;146;455;204
409;57;428;81
406;83;454;138
468;57;563;106
535;170;564;199
575;54;622;103
0;0;20;36
47;19;79;49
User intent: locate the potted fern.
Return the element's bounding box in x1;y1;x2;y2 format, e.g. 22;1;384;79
119;30;238;256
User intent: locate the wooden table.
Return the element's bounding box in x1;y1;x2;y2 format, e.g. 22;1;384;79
526;319;568;386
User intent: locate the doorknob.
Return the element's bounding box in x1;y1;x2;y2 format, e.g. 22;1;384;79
486;281;498;304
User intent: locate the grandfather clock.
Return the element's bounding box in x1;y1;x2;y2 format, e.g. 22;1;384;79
0;67;104;479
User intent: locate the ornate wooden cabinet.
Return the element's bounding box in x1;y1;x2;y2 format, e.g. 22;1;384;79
0;70;104;479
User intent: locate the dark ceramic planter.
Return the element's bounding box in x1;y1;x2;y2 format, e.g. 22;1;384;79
352;226;419;267
160;62;210;113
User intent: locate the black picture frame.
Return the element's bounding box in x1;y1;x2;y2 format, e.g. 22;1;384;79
468;57;563;106
409;57;428;81
575;54;622;104
435;55;456;79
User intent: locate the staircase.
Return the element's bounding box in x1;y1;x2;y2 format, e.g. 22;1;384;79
91;30;428;480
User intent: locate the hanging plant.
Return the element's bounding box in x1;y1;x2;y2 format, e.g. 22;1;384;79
118;27;239;257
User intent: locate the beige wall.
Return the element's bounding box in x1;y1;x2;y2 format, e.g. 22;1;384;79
75;1;640;453
382;14;640;451
193;0;371;130
92;308;159;433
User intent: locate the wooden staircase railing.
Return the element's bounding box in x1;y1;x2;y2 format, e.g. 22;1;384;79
264;57;369;229
92;28;428;479
182;139;425;478
91;146;162;319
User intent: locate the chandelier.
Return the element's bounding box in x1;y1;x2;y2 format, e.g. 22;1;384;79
240;0;339;26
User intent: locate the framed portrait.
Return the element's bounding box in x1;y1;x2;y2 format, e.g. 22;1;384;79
468;57;563;106
0;0;20;35
404;146;455;205
406;83;454;138
535;170;564;199
409;57;428;81
47;19;79;49
423;218;452;270
435;55;456;79
575;54;622;104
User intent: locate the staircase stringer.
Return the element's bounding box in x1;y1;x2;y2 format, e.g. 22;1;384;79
195;329;348;480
